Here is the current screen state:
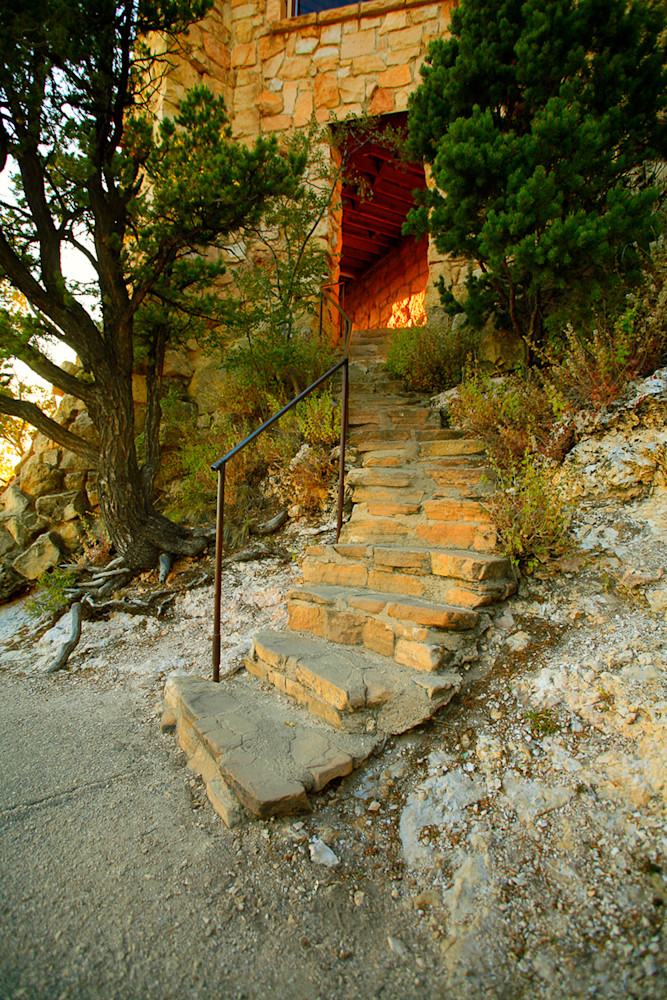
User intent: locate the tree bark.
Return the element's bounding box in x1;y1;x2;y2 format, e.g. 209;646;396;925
88;362;209;571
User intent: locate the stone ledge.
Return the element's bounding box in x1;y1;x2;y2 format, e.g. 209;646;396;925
271;0;451;34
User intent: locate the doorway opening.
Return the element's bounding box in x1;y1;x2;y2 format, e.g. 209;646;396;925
337;114;428;331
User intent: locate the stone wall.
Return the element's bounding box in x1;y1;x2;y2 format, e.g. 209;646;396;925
160;0;459;323
344;234;427;330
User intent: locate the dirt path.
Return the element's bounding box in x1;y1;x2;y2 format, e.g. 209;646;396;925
0;670;445;1000
1;482;666;999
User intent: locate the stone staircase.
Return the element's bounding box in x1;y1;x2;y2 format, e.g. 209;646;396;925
163;329;517;825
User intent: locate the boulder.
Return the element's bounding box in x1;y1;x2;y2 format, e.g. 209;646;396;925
0;562;28;602
35;489;90;523
12;532;63;580
60;450;94;473
1;484;31;517
54;393;86;425
0;527;17;558
69;412;99;445
53;521;84;551
63;472;87;490
19;456;64;498
188;364;227;415
4;509;50;549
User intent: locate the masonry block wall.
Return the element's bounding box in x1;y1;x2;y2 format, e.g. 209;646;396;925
159;0;460;330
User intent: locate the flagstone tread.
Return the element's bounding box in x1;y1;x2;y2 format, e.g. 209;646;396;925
247;629;462;734
286;584;480;631
164;673;380;818
305;542;512;581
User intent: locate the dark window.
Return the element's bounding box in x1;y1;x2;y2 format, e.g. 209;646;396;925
290;0;373;16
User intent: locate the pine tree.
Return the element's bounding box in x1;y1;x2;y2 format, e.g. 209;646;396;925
407;0;667;346
0;1;302;568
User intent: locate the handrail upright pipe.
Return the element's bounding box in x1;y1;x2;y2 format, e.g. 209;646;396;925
210;290;355;681
336;355;349;543
212;464;225;683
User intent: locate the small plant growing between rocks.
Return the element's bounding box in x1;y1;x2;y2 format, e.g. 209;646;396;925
26;565;77;618
485;455;570;572
386;319;479;394
526;708;560;736
295;388;341;449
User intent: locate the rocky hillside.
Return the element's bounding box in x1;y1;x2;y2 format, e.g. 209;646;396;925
1;368;665;999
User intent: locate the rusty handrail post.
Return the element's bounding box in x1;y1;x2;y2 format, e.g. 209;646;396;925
336;355;349;542
212;463;225;682
210;290;355;681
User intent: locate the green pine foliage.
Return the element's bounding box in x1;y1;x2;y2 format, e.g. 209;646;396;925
407;0;667;347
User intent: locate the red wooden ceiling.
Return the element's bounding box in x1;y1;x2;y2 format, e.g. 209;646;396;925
339;136;426;282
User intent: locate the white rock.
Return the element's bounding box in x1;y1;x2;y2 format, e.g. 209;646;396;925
308;838;339;868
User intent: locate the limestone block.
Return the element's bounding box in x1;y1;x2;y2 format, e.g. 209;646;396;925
280;55;312;81
288;603;325;636
3;508;49;550
320;22;341;45
295;36;319;55
32;432;56;454
202;31;232;70
40;448;61;469
341;30;377;61
259;32;285;62
231;43;256;68
0;527;17;558
19;457;64;498
259;90;284;116
362;619;395;657
234;19;256;44
13;532;63;580
35;490;90;523
311;47;339;72
394;639;441;672
379;10;409;32
55;393;85;424
53;521;84;551
377;64;412;88
1;484;31;517
188;364;227;414
339;76;367;104
314;74;340;109
385;24;424;50
282;81;298;115
0;563;27;602
232;108;261;137
263;114;293;132
69;412;99;444
205;776;244;827
263;50;285;77
369;87;396;115
60;450;94;473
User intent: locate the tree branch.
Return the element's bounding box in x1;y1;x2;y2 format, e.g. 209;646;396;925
0;394;99;463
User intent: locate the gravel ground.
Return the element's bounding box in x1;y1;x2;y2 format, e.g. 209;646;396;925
1;475;666;998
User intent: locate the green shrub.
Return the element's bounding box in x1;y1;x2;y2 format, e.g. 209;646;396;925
486;454;570;572
386;319;478;393
223;327;333;421
26;565;77;617
450;368;572;469
296;387;341;448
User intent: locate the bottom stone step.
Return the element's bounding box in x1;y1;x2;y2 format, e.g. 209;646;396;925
247;629;462;735
163;673;380;822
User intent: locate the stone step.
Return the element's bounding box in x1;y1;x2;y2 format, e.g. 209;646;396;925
345;510;499;553
163;673;380;821
302;544;515;608
419;438;486;458
350;427;458;451
247;629;462;735
286;583;482;670
347;467;418;490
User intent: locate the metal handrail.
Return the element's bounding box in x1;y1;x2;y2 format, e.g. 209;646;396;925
210;287;353;681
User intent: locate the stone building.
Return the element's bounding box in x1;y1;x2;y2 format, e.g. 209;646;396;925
155;0;462;334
